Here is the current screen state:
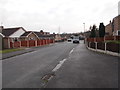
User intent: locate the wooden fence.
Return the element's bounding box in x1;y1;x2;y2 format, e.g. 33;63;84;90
86;36;120;54
10;39;54;48
87;36;120;42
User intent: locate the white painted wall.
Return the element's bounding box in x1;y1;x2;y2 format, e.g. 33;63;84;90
9;28;25;38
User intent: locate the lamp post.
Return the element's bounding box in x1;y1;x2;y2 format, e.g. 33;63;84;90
83;23;85;44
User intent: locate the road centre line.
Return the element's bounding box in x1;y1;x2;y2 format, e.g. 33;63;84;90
69;48;75;54
52;59;67;72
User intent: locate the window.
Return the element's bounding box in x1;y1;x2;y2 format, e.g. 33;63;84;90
29;37;35;40
118;30;120;36
13;38;19;42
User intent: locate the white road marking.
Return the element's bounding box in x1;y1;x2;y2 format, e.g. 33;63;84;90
52;59;67;72
69;48;75;54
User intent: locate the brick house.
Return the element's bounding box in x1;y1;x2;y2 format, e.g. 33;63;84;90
1;26;26;49
113;15;120;36
0;33;4;50
0;26;55;49
105;21;113;36
20;31;39;41
105;15;120;36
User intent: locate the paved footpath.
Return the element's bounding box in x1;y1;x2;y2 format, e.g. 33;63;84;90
46;42;119;88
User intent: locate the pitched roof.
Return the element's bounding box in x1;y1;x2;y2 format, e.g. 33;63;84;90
34;32;54;39
34;32;43;37
0;33;5;37
2;27;26;37
21;31;31;37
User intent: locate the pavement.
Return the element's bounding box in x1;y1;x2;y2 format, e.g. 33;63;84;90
2;41;119;88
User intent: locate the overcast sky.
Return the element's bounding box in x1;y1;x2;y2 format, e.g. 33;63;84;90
0;0;120;33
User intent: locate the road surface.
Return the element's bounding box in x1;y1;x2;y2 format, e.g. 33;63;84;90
2;41;118;88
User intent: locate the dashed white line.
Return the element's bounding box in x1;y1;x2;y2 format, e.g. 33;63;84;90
69;48;75;54
52;59;67;72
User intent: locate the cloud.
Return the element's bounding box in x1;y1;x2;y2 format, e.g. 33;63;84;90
0;0;120;33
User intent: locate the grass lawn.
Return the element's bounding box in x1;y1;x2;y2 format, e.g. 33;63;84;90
0;48;24;54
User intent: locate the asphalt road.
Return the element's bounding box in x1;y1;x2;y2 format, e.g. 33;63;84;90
2;42;77;88
2;41;118;88
46;41;118;88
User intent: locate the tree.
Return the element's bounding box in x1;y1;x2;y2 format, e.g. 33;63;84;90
90;25;97;38
99;23;105;37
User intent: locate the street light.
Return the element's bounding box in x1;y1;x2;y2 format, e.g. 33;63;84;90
83;23;85;44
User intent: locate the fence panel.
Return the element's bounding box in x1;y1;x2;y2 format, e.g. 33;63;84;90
116;36;120;40
90;42;96;49
106;42;120;53
97;42;105;50
10;42;13;48
40;40;43;45
44;40;46;45
14;41;20;48
29;40;35;47
21;41;27;47
96;37;104;42
105;36;114;41
37;40;41;46
87;38;94;42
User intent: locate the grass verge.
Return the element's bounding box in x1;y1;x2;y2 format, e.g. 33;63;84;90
0;48;24;54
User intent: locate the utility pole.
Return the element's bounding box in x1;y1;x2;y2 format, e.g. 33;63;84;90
58;26;60;34
83;23;85;44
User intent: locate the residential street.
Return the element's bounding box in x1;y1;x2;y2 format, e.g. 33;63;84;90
2;41;118;88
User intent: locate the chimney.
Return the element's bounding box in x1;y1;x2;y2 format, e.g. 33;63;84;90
110;20;112;24
0;26;3;33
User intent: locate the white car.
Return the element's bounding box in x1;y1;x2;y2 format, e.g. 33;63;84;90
67;39;72;42
72;35;80;44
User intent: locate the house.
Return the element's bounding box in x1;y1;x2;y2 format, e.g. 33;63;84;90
105;21;113;36
0;33;4;50
55;34;62;42
20;31;39;41
112;15;120;36
105;15;120;36
0;26;55;49
1;26;26;48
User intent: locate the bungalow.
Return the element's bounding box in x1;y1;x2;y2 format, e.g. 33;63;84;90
0;26;55;49
1;26;26;49
20;31;39;41
0;33;4;50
